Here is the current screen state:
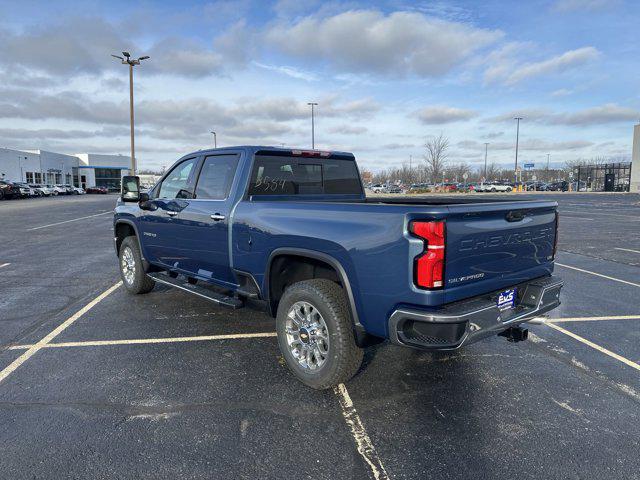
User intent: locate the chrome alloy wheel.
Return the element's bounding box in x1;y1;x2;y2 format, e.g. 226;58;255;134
285;301;330;371
121;246;136;285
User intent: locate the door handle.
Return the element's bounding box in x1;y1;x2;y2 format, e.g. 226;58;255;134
166;210;179;216
210;213;226;221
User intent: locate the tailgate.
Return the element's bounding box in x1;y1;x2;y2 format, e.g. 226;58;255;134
444;201;557;303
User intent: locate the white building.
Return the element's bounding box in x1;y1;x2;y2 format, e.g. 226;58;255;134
75;153;131;190
0;148;130;191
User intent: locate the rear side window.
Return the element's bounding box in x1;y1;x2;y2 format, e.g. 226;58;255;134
247;155;362;196
194;154;239;200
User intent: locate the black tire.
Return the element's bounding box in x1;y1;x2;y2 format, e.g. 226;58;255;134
276;279;363;390
0;190;4;200
119;236;156;294
506;187;512;192
491;187;496;192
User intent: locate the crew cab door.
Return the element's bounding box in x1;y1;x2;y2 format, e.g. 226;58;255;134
138;156;200;269
175;153;240;286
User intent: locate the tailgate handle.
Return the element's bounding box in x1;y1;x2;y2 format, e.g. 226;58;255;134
505;210;525;222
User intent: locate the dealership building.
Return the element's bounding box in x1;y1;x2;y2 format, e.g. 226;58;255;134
0;148;130;190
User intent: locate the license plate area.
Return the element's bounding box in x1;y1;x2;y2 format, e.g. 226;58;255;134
497;288;517;311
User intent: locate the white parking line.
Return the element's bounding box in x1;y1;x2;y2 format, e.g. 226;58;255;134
0;281;122;384
614;247;640;255
555;263;640;288
545;314;640;323
561;210;640;220
27;211;112;231
334;384;389;480
0;263;10;269
8;331;278;350
560;215;595;220
547;323;640;372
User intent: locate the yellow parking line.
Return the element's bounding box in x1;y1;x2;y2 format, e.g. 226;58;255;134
546;315;640;323
547;323;640;372
0;281;122;384
8;332;278;350
555;263;640;288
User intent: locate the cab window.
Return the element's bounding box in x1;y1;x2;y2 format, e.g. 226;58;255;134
157;158;197;199
194;154;239;200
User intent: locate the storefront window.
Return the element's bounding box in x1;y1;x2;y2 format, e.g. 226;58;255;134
94;168;123;191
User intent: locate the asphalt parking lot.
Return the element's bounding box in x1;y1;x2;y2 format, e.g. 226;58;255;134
1;192;639;479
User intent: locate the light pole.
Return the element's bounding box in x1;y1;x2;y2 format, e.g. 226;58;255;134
514;116;522;184
307;102;318;149
112;52;149;175
484;142;489;179
211;131;217;148
546;153;550;169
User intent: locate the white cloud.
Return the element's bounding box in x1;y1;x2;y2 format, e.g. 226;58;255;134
553;0;619;12
487;104;638;126
486;46;600;85
327;125;368;135
415;105;477;124
253;62;318;81
265;10;502;78
557;103;639;125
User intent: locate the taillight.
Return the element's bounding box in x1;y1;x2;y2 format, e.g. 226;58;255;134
410;220;445;289
553;211;559;258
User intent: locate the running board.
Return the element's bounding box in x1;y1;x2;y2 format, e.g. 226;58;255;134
149;273;243;309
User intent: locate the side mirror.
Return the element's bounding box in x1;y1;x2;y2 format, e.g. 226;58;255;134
121;176;140;202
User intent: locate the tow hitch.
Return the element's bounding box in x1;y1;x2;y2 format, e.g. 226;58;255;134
498;326;529;343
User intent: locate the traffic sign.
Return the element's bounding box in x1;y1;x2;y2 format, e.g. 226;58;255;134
462;172;469;180
524;163;535;170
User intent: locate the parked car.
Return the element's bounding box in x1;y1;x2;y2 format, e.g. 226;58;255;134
547;181;569;192
71;186;85;195
0;180;21;199
86;186;109;194
525;182;550;191
369;183;386;194
29;184;51;196
387;185;403;194
480;182;512;192
14;182;34;198
114;146;563;389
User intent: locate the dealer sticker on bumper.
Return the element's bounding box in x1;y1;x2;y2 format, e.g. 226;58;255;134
497;288;517;310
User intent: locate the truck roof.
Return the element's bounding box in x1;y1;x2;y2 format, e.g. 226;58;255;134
183;146;355;158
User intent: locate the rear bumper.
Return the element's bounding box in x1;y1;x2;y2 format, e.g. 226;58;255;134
388;275;562;350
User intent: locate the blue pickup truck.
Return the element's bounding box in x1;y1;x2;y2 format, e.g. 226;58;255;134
114;146;562;389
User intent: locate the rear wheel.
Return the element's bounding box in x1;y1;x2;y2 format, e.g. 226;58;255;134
276;279;363;390
119;236;155;294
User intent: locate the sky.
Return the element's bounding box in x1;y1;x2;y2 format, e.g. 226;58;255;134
0;0;638;172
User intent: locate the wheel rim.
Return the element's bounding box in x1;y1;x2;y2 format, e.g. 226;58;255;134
285;301;330;371
121;246;136;285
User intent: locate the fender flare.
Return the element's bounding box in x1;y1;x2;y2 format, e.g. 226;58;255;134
114;219;152;272
265;247;362;328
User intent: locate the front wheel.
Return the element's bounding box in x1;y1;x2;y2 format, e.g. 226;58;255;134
276;279;363;390
119;236;156;294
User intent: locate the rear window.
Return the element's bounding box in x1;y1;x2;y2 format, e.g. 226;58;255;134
247;155;362;196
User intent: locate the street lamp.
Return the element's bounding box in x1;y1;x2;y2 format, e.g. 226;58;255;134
483;142;489;179
211;131;217;148
112;51;150;175
514;117;523;183
307;102;318;149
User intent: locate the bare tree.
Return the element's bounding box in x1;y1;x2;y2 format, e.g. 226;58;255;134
423;133;449;183
448;162;471;182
